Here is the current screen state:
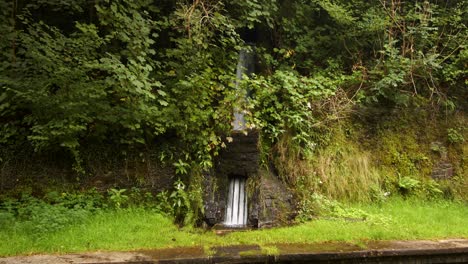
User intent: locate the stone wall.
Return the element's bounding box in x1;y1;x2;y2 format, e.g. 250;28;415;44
256;171;296;228
203;130;296;228
203;130;260;226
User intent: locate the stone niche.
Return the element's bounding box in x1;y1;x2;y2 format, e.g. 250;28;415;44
203;130;295;228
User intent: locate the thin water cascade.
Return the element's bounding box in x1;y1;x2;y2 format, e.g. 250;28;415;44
232;47;255;131
224;177;248;227
223;46;254;228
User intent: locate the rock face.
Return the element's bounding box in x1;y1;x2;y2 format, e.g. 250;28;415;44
431;161;454;180
203;130;260;227
203;130;295;228
256;172;296;228
430;141;454;180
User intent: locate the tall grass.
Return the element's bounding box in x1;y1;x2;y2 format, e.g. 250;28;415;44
315;145;381;202
273;129;382;203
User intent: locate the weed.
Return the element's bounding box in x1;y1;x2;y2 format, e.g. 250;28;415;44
447;128;465;144
397;175;420;195
203;245;216;256
296;193;393;227
260;245;280;256
127;187;156;208
107;188;129;209
153;177;202;226
0;195;91;238
45;188;105;210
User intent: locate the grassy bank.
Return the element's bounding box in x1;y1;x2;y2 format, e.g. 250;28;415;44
1;197;467;256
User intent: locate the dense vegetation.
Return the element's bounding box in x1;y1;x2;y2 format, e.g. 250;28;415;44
1;0;466;166
0;0;466;239
1;195;467;256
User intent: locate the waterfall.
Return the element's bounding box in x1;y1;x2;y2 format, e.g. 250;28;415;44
224;177;248;227
224;46;254;227
232;47;255;131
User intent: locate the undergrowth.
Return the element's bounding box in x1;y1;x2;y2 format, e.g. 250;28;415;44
0;179;199;241
272;110;466;221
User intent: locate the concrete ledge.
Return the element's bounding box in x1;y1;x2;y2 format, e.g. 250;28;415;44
1;239;467;264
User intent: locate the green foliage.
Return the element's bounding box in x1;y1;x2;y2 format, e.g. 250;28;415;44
0;185;203;239
1;0;466;175
127;187;157;208
374;113;435;180
249;70;340;147
364;1;467;106
0;1;167;170
44;189;105;210
107;188;129;209
0;194;91;237
361;111;465;200
23;0;88;14
397;175;420;195
0;0;241;172
174;159;190;175
169;179;191;223
296;193;392;227
447;128;465;144
227;0;279;29
394;175;444;199
0;186;184;238
163;175;204;226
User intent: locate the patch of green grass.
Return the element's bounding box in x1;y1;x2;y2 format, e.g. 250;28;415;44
223;198;467;245
1;198;467;257
0;208;212;256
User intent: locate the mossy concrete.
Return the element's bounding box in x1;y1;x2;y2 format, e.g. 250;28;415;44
1;239;467;263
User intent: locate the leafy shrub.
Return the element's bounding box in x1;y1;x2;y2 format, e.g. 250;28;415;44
107;188;129;209
447;128;465;144
397;175;420;195
249;70;338;146
26;204;90;236
0;211;15;227
396;175;443;199
154;190;174;216
127;187;157;208
296;193;392;226
0;195;90;237
151;178;202;226
44;188;105;210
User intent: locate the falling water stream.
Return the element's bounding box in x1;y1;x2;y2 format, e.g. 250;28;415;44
224;177;248;227
232;47;255;131
224;47;255;227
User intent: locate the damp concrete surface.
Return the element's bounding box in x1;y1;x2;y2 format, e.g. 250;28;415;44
1;239;467;263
